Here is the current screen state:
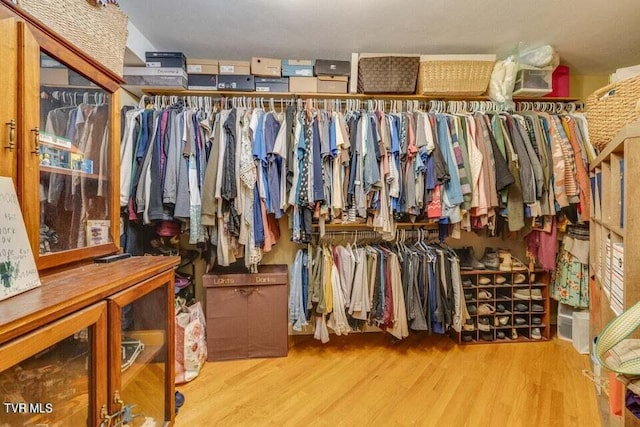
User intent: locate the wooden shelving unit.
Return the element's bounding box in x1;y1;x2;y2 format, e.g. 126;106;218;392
133;87;579;103
455;269;551;344
590;122;640;427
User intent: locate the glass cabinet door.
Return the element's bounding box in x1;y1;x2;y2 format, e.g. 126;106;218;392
0;303;107;426
108;272;175;426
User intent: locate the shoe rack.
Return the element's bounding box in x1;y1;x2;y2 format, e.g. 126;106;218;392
455;269;551;344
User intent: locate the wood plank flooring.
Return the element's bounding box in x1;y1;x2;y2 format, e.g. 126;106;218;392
175;334;601;427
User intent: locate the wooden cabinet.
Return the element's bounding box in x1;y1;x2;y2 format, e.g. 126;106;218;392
590;123;640;426
0;1;123;272
456;269;551;344
0;256;178;427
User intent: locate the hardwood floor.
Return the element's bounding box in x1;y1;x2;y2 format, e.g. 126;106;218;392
175;334;601;427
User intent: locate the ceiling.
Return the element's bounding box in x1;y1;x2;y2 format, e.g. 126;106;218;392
120;0;640;75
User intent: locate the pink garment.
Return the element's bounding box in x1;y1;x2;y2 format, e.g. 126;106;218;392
526;218;558;271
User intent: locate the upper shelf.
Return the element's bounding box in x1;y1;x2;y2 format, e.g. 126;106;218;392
591;122;640;170
134;88;579;102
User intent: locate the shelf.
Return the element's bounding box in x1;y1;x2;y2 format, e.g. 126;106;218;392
39;139;83;154
121;329;165;388
139;88;579;102
591;122;640;170
41;83;102;90
40;165;104;180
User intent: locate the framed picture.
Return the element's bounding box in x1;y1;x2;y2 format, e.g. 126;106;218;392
0;177;41;301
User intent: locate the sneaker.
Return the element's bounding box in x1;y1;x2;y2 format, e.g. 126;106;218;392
480;248;500;270
531;304;544;312
513;273;527;284
514;317;527;325
463;278;474;288
532;317;542;325
496;304;507;313
480;332;494;341
478;290;493;300
478;304;496;315
514;303;528;312
463;319;475;331
464;291;473;300
496;331;506;339
498;249;513;272
531;328;542;340
478;317;491;331
478;276;492;285
514;289;531;300
530;289;543;300
467;304;477;315
497;315;510;326
495;275;507;285
462;334;473;342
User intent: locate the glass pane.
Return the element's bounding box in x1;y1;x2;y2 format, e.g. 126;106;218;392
0;329;91;426
120;287;167;425
39;52;111;255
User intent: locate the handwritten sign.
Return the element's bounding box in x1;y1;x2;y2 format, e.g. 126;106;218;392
0;177;40;301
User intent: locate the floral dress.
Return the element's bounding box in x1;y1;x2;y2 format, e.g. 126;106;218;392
552;238;589;308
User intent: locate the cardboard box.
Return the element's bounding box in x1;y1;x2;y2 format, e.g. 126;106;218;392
186;58;219;75
289;76;317;93
145;51;186;69
218;60;251;75
317;75;348;93
282;59;315;77
204;265;288;361
255;77;289;93
41;68;68;86
251;57;281;77
315;59;350;76
187;74;218;90
217;75;255;91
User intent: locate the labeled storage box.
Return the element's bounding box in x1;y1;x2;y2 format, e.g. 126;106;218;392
124;67;187;89
187;74;218;90
289;76;318;93
217;74;255;91
417;54;495;96
255;77;289;93
186;58;219;75
145;51;186;69
251;57;281;77
315;59;350;76
219;60;251;75
317;75;348;93
513;67;553;97
282;59;315;77
204;264;288;361
358;56;419;93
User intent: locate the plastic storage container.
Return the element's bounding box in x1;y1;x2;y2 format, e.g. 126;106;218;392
557;303;574;341
513;67;553;97
572;311;590;354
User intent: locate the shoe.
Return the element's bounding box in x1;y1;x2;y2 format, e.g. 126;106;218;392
531;328;542;340
463;319;475;331
511;256;529;272
464;291;473;300
495;275;507;285
462;334;473;342
531;304;544;312
455;247;486;271
481;332;494;341
514;317;527;325
496;331;506;339
498;249;513;272
514;289;531;300
480;248;500;270
478;304;496;315
513;273;527;284
532;317;542;325
514;303;528;312
478;276;492;285
511;329;518;339
496;304;506;313
478;317;491;331
463;279;474;288
467;304;477;315
498;315;510;326
530;289;543;300
478;290;493;300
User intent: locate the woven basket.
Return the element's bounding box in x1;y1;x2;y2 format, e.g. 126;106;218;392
17;0;128;77
586;76;640;150
417;55;496;96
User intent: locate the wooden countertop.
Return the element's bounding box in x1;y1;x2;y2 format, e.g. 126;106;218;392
0;256;179;345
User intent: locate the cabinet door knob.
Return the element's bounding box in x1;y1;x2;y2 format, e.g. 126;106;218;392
4;120;15;151
31;127;40;155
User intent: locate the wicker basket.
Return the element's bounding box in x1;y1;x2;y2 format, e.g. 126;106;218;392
417;55;496;96
17;0;128;77
586;76;640;150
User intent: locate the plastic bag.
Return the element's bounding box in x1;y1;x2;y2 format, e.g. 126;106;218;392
517;43;558;69
175;300;207;384
488;56;519;105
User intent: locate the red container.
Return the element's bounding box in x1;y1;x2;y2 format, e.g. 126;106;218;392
545;65;570;97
